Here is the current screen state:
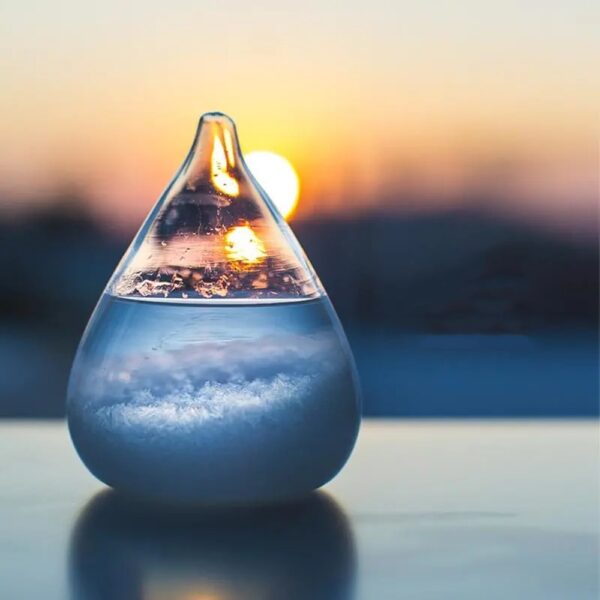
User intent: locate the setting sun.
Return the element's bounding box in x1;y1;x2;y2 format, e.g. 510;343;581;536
245;151;300;220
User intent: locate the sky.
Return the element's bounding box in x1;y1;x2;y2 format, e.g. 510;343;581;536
0;0;597;235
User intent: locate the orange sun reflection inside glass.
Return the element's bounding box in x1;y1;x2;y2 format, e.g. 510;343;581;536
211;133;239;197
224;225;266;264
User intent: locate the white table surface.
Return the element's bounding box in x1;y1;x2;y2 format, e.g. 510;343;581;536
0;420;598;599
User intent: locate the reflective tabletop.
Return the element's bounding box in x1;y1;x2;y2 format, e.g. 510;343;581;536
0;420;597;599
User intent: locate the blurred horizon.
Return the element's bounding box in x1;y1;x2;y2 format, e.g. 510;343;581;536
0;199;597;418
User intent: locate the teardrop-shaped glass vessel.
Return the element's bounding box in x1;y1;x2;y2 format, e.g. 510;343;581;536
67;112;361;505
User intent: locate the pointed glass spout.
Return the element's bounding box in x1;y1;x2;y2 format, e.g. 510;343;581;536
111;112;321;302
67;112;361;505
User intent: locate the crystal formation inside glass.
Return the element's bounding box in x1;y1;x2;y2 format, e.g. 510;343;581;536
67;112;361;505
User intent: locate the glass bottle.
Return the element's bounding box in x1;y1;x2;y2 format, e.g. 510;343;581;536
67;112;361;504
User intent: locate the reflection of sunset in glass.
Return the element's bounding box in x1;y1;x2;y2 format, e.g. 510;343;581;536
211;134;239;197
225;225;266;264
245;152;300;220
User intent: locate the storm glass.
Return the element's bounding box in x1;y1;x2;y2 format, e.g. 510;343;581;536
67;113;361;504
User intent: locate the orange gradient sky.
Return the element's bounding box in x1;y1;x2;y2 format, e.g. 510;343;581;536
0;0;597;235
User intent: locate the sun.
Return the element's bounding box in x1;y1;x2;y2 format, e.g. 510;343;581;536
245;151;300;220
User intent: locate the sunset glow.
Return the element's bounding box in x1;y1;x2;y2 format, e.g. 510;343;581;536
0;0;596;236
245;152;300;220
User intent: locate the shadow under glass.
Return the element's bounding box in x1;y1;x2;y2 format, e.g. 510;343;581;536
69;489;356;600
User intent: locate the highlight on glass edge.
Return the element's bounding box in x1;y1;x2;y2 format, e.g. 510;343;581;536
67;112;361;505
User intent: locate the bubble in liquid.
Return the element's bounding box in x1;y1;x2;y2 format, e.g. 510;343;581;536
67;112;361;505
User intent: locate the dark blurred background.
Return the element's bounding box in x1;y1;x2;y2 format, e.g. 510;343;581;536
1;1;597;418
1;198;597;418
